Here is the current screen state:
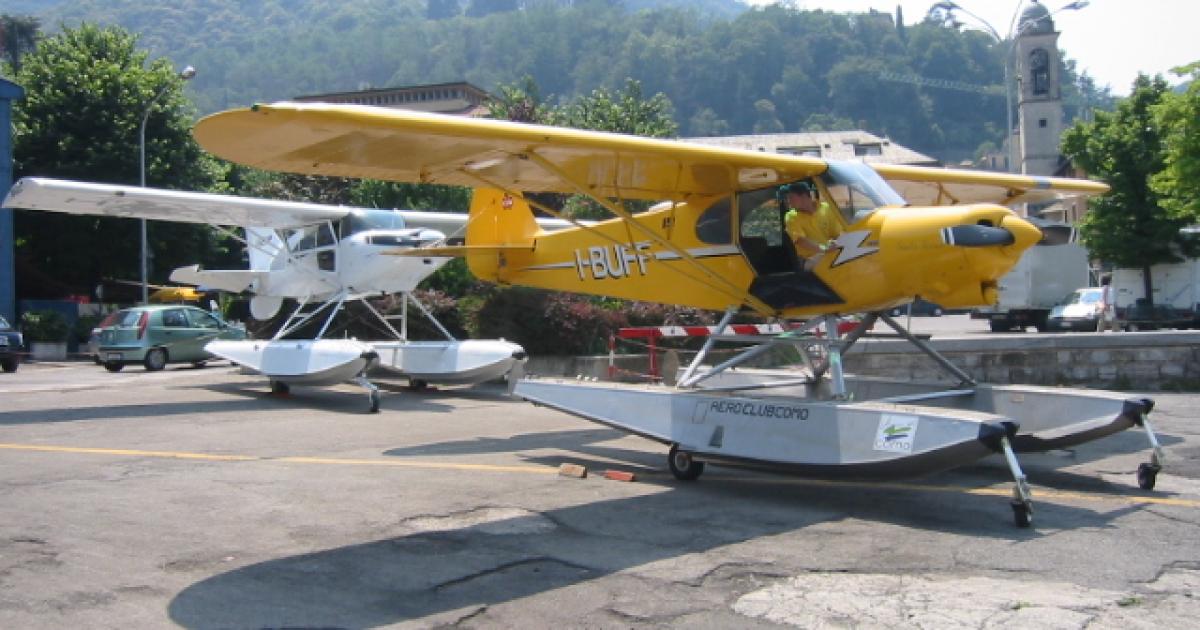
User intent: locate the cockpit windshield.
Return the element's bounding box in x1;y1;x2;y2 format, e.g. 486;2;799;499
819;160;906;222
342;209;407;236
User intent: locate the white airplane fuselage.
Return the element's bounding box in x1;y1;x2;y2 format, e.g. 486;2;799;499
254;227;451;301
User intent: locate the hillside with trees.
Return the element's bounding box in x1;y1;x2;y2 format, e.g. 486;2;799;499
6;0;1112;164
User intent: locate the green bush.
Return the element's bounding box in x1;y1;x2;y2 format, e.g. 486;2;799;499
21;310;70;343
471;287;627;355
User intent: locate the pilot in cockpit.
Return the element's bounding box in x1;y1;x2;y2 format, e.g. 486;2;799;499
781;180;842;269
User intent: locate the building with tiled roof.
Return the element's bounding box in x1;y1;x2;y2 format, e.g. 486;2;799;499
685;131;939;167
294;81;490;116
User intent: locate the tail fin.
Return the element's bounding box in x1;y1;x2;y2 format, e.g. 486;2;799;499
465;189;541;281
245;227;285;271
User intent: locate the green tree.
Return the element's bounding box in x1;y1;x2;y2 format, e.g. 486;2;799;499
10;23;226;299
1152;62;1200;224
551;79;678;138
486;75;554;124
1062;74;1196;304
0;14;40;71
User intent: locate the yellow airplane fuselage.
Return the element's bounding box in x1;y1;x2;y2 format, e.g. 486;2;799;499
463;189;1041;318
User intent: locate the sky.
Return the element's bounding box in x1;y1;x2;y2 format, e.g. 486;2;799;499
746;0;1200;95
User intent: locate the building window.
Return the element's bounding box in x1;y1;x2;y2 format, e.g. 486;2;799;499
778;146;822;157
1039;118;1048;128
853;143;883;157
1030;48;1050;96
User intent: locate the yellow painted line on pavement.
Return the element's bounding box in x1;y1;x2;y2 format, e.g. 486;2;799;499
0;443;556;475
712;474;1200;508
2;442;1196;508
0;443;258;462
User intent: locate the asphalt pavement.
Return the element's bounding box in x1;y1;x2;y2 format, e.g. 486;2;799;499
0;360;1197;628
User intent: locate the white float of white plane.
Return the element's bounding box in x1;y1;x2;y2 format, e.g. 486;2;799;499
3;176;537;411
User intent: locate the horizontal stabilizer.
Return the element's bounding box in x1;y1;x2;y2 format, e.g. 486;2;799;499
169;265;266;293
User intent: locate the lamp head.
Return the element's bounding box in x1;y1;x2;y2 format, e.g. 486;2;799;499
179;66;197;81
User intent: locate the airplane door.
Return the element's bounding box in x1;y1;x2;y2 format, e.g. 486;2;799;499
290;223;337;275
737;187;795;275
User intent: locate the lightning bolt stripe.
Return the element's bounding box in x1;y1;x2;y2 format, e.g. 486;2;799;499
829;230;879;267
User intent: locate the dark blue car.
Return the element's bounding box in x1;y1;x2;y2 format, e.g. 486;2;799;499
0;314;22;373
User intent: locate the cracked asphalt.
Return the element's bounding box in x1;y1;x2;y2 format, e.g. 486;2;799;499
1;361;1197;628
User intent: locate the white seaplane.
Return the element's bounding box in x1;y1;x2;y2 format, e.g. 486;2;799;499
3;177;529;411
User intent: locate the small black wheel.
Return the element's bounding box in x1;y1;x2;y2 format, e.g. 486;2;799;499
409;378;429;390
989;320;1011;333
103;362;124;373
143;348;167;371
191;361;207;369
1137;463;1159;490
668;444;705;481
270;380;290;395
369;390;381;413
1011;501;1033;528
1;357;17;373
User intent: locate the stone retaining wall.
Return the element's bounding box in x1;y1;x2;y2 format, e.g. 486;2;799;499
842;331;1200;391
528;331;1200;391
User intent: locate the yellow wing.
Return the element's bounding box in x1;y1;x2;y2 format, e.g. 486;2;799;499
873;163;1109;207
194;102;829;199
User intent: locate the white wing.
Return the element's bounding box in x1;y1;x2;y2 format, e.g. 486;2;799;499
3;177;350;229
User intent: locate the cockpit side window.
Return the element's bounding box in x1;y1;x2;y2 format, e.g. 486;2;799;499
695;196;733;245
293;223;336;251
737;187;784;246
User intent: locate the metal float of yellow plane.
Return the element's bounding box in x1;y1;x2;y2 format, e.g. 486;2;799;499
193;103;1164;528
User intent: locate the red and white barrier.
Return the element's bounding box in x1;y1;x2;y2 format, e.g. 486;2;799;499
608;320;857;380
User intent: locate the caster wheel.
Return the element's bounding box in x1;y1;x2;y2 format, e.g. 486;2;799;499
667;444;704;481
270;380;290;395
1011;501;1033;528
409;379;429;391
1137;463;1159;490
369;390;381;413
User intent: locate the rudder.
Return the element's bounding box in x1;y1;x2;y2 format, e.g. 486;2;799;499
465;188;541;280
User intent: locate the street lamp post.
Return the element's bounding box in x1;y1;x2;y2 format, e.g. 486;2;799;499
932;1;1088;173
138;65;195;304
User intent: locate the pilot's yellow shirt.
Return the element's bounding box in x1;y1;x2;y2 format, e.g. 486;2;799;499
786;202;843;247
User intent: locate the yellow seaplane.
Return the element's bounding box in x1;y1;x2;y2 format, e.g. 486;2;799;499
194;103;1162;527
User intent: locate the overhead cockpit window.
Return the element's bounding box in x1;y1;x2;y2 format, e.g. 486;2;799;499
343;209;407;236
819;160;906;223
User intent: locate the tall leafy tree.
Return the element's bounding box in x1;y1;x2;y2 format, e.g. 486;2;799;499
11;23;226;298
1152;62;1200;224
1061;74;1195;304
0;14;40;71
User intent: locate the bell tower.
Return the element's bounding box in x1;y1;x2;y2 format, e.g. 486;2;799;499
1015;0;1065;178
